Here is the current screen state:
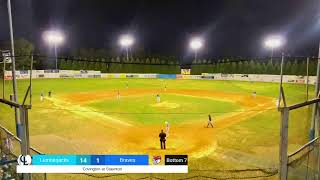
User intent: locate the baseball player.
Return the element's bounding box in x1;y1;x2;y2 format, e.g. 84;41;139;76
156;94;161;103
207;114;214;128
117;90;120;99
40;92;44;102
159;130;167;149
165;121;170;136
252;91;257;98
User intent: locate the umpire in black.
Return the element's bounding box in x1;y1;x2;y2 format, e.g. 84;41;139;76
159;130;167;149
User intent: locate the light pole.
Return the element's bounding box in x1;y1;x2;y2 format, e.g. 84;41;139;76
119;34;134;61
7;0;21;138
264;35;284;63
43;30;64;69
189;37;203;61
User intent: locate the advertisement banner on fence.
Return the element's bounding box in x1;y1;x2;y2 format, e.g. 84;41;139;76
74;74;83;78
119;74;127;78
201;75;214;79
20;70;29;75
17;74;29;79
176;75;182;79
104;74;115;78
295;79;305;84
60;75;73;78
44;70;59;73
142;74;157;78
36;70;45;74
72;71;81;74
4;76;12;80
126;74;139;78
177;75;190;79
88;75;101;78
158;74;176;79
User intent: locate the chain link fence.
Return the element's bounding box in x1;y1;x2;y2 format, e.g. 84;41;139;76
0;123;279;180
288;137;319;180
0;124;46;180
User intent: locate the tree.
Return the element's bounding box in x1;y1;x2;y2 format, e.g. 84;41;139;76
265;61;274;74
248;60;256;74
290;60;299;75
237;61;243;73
1;38;35;70
284;61;292;75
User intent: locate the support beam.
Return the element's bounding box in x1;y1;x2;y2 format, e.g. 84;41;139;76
19;106;31;180
287;98;320;111
311;56;320;140
306;57;310;101
277;53;285;109
279;107;289;180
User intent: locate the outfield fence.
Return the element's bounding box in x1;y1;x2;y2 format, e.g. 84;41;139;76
3;70;317;85
287;137;320;180
0;124;46;180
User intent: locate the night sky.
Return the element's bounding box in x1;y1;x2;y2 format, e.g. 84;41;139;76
0;0;320;62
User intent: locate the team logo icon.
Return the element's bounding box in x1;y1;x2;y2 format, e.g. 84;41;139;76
17;155;32;165
152;156;161;165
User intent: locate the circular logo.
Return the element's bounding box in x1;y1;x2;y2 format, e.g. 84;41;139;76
152;156;161;165
17;155;32;165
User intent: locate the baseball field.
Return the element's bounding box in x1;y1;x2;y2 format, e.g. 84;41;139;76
0;78;314;179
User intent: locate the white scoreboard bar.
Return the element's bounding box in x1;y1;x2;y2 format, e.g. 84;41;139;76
17;165;188;173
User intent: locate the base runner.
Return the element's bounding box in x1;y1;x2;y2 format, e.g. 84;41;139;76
207;114;214;128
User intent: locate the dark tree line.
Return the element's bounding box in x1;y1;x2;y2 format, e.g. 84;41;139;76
0;38;317;75
59;57;180;74
0;38;34;70
191;59;317;76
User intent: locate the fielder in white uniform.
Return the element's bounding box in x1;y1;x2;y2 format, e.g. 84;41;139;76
165;121;170;136
156;94;161;103
40;92;44;102
117;90;120;99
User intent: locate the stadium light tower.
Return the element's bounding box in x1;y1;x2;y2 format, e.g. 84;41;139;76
119;34;134;61
264;35;284;63
43;30;65;69
189;37;203;61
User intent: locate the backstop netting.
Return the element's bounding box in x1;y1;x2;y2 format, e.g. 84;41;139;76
0;124;46;180
287;137;319;180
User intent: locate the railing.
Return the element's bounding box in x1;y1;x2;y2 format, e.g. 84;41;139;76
0;124;46;180
287;137;319;180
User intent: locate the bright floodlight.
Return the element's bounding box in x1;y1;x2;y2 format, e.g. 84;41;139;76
119;34;134;48
43;30;64;45
189;37;203;51
264;36;284;49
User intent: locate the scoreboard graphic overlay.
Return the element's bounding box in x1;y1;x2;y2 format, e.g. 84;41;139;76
17;155;188;173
